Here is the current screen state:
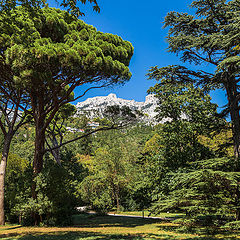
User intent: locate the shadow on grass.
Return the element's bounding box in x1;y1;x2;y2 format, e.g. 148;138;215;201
1;231;177;240
2;230;240;240
72;214;161;228
156;225;240;240
2;215;240;240
4;226;23;231
6;232;240;240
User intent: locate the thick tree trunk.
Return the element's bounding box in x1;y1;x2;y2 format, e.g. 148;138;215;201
0;134;12;225
225;80;240;163
33;127;45;175
32;115;46;225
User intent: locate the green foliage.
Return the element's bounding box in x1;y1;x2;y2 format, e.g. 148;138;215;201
11;125;35;161
0;7;133;227
5;153;32;223
148;0;240;159
223;221;240;230
1;6;133;89
148;80;222;132
76;128;145;213
6;140;87;226
79;175;114;214
145;78;233;225
152;158;240;226
13;191;52;226
147;82;221;169
0;0;100;17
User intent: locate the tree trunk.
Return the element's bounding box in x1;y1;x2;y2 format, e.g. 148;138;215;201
225;80;240;163
115;183;120;213
225;76;240;220
0;134;12;225
32;115;46;225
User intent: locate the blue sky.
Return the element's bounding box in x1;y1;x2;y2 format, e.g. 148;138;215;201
49;0;227;108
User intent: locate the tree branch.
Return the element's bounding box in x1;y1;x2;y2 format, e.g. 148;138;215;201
45;125;118;153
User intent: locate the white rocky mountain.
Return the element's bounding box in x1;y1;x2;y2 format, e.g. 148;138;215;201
75;93;160;123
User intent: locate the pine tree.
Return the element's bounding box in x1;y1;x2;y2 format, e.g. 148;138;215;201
0;6;133;225
148;0;240;160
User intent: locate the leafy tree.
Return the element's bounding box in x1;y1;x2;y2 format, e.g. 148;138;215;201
148;0;240;160
199;126;234;158
77;128;141;213
5;153;32;224
0;0;100;226
7;138;87;226
148;81;222;168
1;6;133;224
0;88;31;225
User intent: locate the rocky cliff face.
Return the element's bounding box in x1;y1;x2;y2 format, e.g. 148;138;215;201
75;93;159;123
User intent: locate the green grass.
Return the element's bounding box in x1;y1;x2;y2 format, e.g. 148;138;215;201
108;211;185;219
1;214;240;240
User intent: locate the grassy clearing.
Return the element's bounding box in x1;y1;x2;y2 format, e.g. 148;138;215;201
0;214;240;240
108;211;185;219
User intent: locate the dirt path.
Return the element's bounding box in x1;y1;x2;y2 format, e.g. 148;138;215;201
107;213;171;220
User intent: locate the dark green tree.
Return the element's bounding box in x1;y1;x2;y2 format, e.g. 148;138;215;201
0;0;101;225
148;0;240;160
142;81;227;222
151;158;240;224
0;6;133;224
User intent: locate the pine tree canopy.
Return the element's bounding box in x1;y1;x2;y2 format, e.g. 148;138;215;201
0;7;133;106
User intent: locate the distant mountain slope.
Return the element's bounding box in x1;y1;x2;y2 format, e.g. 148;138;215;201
75;93;161;123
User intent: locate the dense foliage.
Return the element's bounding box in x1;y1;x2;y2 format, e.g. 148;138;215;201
148;0;240;160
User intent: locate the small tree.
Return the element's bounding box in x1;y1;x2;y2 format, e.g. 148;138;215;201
78;127;141;213
0;86;31;225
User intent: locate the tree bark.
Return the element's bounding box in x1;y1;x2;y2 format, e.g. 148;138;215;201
225;79;240;163
0;134;12;225
33;125;45;175
32;114;46;225
235;183;240;221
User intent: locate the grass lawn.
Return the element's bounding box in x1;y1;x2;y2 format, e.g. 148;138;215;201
0;214;240;240
108;211;185;219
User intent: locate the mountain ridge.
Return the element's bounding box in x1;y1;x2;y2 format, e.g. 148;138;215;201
75;93;159;123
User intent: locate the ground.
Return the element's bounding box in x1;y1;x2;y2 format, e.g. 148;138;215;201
0;214;240;240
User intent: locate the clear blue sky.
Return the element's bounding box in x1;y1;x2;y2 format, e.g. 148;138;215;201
48;0;227;108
